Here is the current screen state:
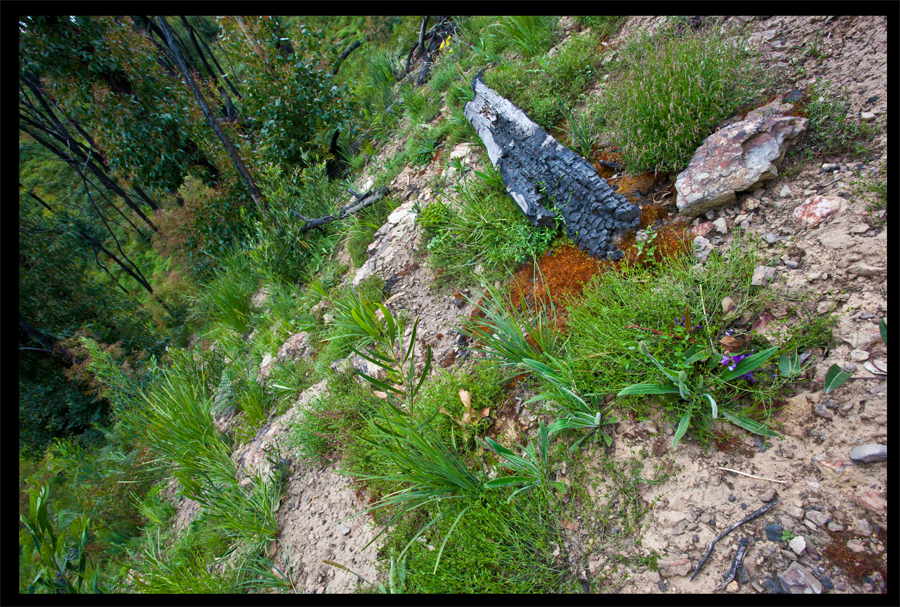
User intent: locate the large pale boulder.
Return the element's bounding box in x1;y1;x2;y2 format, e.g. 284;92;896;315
675;100;807;216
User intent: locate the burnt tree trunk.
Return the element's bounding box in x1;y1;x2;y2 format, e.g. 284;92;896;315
293;186;390;233
463;70;640;260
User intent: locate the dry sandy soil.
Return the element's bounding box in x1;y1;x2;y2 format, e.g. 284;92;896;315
165;15;888;594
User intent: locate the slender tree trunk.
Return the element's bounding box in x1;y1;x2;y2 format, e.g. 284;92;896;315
157;15;267;213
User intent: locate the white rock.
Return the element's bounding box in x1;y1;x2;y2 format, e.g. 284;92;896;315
779;184;792;198
713;217;729;234
751;265;776;286
789;536;807;555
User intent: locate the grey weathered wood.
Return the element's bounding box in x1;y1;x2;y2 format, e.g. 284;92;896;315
463;70;640;260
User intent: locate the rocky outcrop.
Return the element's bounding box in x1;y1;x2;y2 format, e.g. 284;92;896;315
675;99;808;216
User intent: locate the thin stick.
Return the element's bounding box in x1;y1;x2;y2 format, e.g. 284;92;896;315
690;499;779;581
716;467;787;484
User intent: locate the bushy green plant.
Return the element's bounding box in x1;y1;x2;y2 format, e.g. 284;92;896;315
400;83;442;125
618;340;780;446
600;24;766;172
19;483;104;593
562;105;600;158
191;249;258;337
484;421;566;500
459;282;560;373
806;79;876;156
249;159;345;284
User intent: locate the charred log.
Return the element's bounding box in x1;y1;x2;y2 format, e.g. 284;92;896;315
463;70;640;260
325;130;350;180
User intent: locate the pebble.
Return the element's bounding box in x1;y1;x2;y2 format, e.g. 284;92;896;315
751;265;776;286
849;444;887;463
855;519;872;536
765;523;784;542
727;580;739;593
784;259;800;269
827;521;844;532
779;185;792;198
657;580;668;592
779;562;822;594
728;495;736;502
341;527;351;536
849;348;870;362
813;404;833;419
805;511;829;527
713;217;729;234
760;488;777;503
762;578;783;593
789;536;807;555
846;539;866;553
764;232;781;244
859;312;875;320
855;490;886;512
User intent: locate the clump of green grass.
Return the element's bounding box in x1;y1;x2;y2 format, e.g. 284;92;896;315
492;16;557;58
384;485;573;593
574;16;626;39
191;250;258;338
806;79;877;157
486;31;605;129
416;166;559;286
600;24;767;173
400;82;442;125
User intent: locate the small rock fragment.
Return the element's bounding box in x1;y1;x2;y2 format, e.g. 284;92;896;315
751;265;777;286
713;217;729;234
779;185;792;198
792;195;841;228
656;556;692;578
813;404;833;419
849;349;870;362
765;523;784;542
850;444;887;463
846;539;866;553
856;491;886;512
760;488;777;503
789;536;807;555
778;562;823;594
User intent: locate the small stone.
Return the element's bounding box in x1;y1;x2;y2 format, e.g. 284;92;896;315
692;534;700;543
779;562;823;594
765;523;784;542
779;185;792;198
760;488;777;503
341;527;351;536
856;491;886;512
657;580;668;592
855;518;872;536
657;556;692;578
692;221;715;236
784;258;800;269
860;111;876;122
805;477;821;493
751;265;777;286
789;536;807;555
713;217;729;234
765;232;781;244
728;495;736;502
850;444;887;463
813;405;833;419
849;223;870;234
805;511;829;527
849;349;870;362
793;195;842;228
763;578;784;594
727;580;740;593
846;539;866;553
827;522;844;532
847;262;885;277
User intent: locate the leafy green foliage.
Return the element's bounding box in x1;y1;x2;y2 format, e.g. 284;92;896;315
492;16;557;58
600;24;767;172
484;421;566;500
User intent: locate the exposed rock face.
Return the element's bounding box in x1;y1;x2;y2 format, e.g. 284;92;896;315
464;71;640;259
675;100;808;216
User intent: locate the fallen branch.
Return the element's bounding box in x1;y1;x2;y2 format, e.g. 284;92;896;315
293;186;390;233
716;467;787;484
690;499;779;581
